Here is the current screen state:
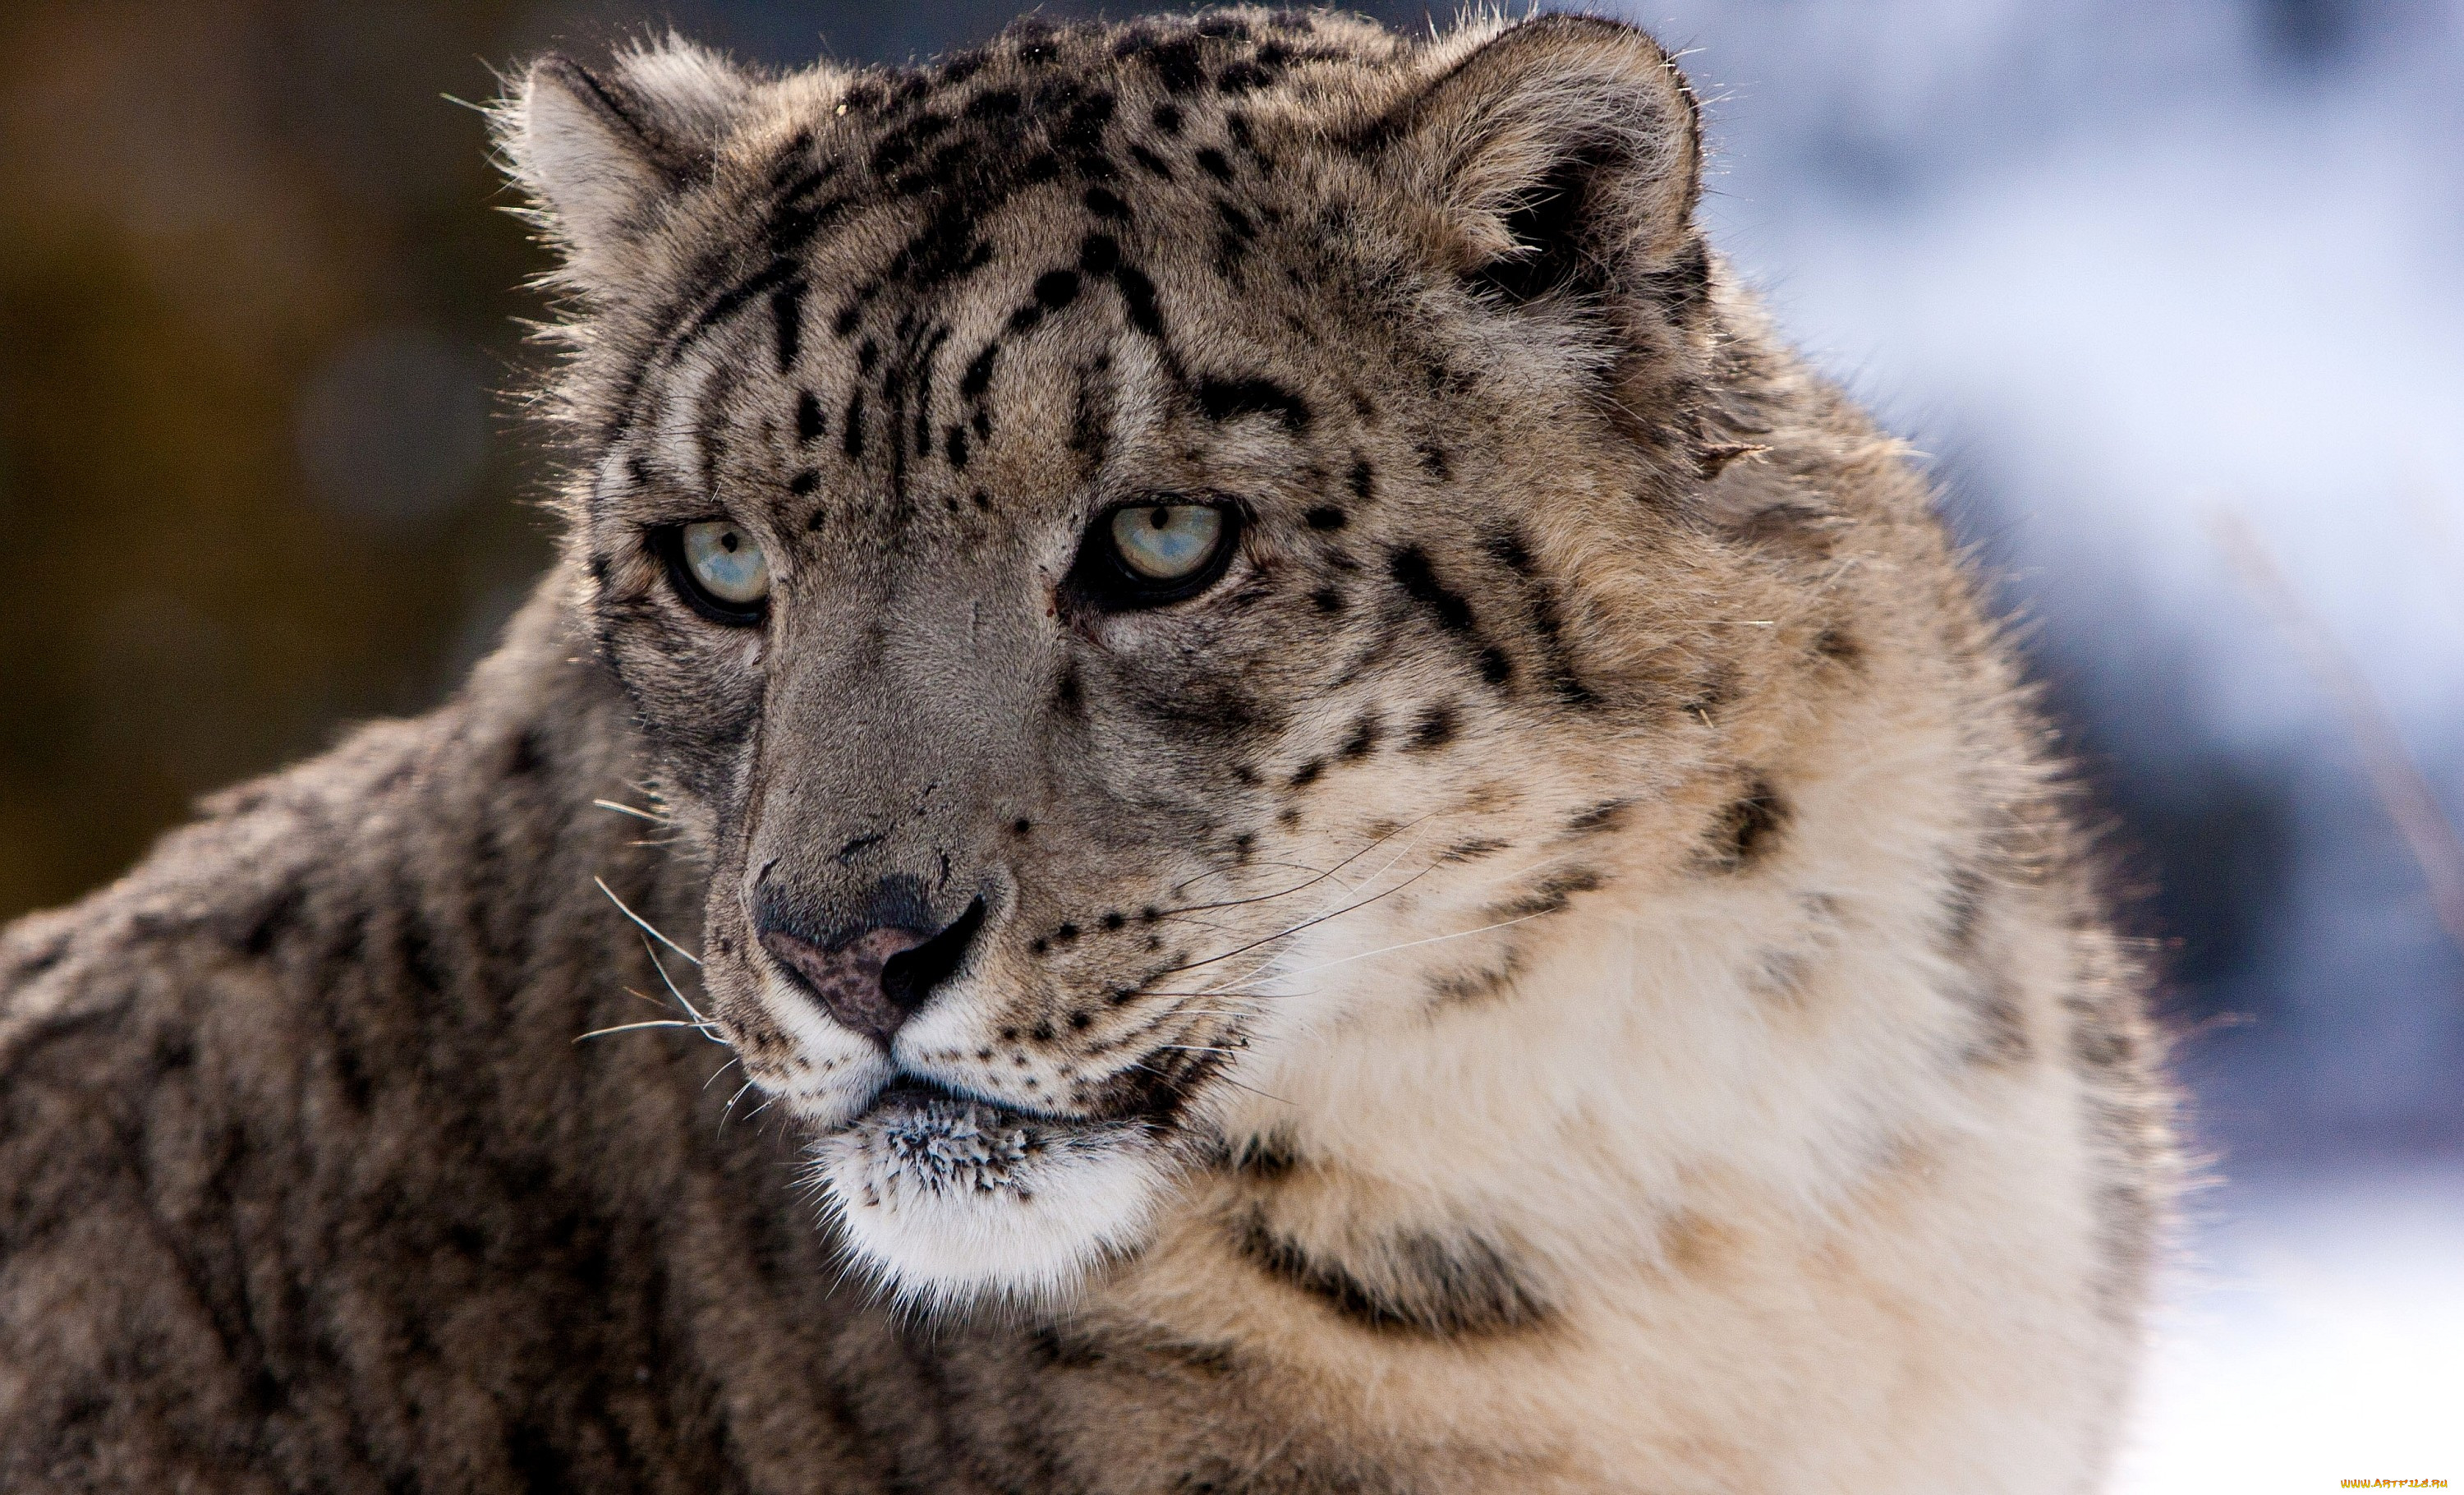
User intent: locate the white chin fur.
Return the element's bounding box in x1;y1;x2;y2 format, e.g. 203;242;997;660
814;1088;1170;1307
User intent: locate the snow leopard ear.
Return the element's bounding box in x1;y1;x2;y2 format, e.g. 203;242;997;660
499;39;758;291
1380;15;1705;309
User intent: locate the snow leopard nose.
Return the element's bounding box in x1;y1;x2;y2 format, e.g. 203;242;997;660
756;890;987;1047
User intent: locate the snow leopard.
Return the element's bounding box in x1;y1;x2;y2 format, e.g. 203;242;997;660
0;9;2176;1491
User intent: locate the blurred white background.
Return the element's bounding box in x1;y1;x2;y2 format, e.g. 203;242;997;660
1629;1;2464;1481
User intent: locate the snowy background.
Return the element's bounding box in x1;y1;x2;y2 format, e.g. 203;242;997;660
1;1;2456;1484
1620;5;2464;1482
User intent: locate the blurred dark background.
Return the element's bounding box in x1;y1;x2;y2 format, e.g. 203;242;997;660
3;3;2461;1473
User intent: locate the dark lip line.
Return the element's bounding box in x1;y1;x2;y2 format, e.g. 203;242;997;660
855;1046;1216;1133
859;1071;1099;1129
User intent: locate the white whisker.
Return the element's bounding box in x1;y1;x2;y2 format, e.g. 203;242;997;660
595;875;702;966
1157;860;1440;978
574;1018;712;1042
719;1077;759;1133
1273;911;1551;982
637;936;719;1035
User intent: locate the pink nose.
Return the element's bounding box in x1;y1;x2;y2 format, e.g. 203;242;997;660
758;925;930;1046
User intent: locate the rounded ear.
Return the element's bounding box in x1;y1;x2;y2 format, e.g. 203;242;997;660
1377;15;1703;306
495;38;760;292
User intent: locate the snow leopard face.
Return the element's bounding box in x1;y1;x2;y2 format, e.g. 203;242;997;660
506;9;1837;1304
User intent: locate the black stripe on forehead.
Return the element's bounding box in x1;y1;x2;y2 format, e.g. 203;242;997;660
605;16;1351;455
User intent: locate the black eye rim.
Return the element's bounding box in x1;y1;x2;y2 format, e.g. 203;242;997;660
647;520;769;628
1066;496;1246;611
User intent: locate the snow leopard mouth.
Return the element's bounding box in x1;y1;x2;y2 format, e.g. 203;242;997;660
838;1076;1149;1199
813;1074;1181;1301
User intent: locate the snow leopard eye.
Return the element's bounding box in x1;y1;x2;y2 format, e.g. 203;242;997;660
1071;500;1240;610
654;520;770;625
1110;504;1223;581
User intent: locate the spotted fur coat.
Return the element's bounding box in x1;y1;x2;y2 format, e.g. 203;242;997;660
0;10;2174;1491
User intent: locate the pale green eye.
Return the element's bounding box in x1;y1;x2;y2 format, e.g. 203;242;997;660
680;519;770;607
1110;504;1225;581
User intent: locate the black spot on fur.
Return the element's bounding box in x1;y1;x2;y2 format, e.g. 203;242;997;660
960;344;999;400
1083;186;1130;223
1150;44;1205;95
1388;547;1474;632
1079;234;1122;278
1129;143;1174;178
1288;759;1323;789
1965;968;2034;1066
944;426;969;469
841;389;867;460
1415;442;1451;480
1226;1131;1300;1179
1496;867;1604;918
1195;147;1234;182
1814;626;1862;666
1195;377;1309;432
1427;949;1524;1009
795;390;825;444
1115;266;1165;338
1034;270;1082;310
1563;800;1630;838
1224;111;1271;168
1340;715;1379;758
1704;780;1789;872
1055;664;1083;713
965;87;1022;120
1303;506;1346;531
1055;90;1115;153
1308;586;1345;614
1942;865;1988;955
1234;1216;1549;1336
788;470;819;496
1405;702;1457;752
1347;457;1375;504
1483;528;1534;574
234;879;307;958
911;325;951;458
769;278;805;372
1517;574;1596;707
